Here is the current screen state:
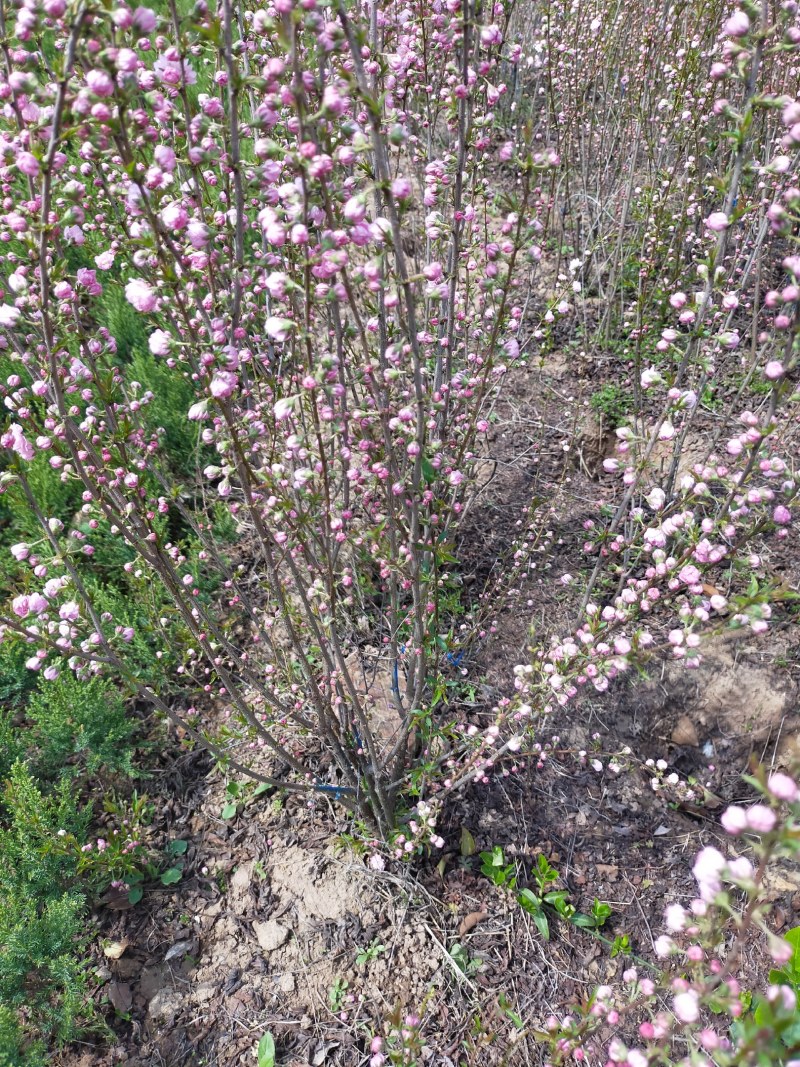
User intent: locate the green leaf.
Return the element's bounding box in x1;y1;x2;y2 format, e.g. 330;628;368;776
128;886;144;905
784;927;800;977
253;782;272;798
160;867;182;886
517;889;542;916
167;839;188;856
480;846;504;870
221;802;238;820
258;1032;276;1067
544;890;568;906
421;456;436;484
754;999;769;1026
591;900;612;927
571;913;596;928
532;910;550;940
460;827;477;857
782;1018;800;1047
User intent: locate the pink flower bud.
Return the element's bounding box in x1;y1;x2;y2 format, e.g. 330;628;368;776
768;772;799;802
745;804;776;833
723;10;750;36
705;211;730;232
17;151;39;177
721;805;747;834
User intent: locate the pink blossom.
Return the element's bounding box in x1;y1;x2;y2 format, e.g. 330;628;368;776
768;984;797;1013
27;592;49;614
10;543;30;561
154;145;176;171
480;23;502;46
125;279;158;313
745;804;776;833
149;330;171;356
678;564;701;585
116;48;139;73
765;361;784;380
187;221;209;248
673;990;700;1024
274;397;295;421
723;10;750;36
11;595;30;618
86;70;115;96
17;150;39;176
720;805;747;834
209;371;239;400
161;202;188;230
654;935;675;957
665;904;687;931
133;5;157;31
769;935;793;964
0;304;21;327
774;505;792;525
727;856;753;881
692;846;726;901
59;601;80;621
344;196;366;224
2;424;35;460
705;211;730;232
767;772;799;802
265;317;294;343
658;420;675;440
94;250;115;270
391;177;412;200
153;54;196;85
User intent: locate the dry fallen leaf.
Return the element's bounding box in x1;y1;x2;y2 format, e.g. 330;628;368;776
165;939;194;962
458;910;488;936
103;940;128;960
595;864;619;881
108;980;133;1014
671;715;699;747
311;1041;340;1065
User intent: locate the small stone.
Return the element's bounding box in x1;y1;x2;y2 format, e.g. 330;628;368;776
276;972;295;994
147;988;182;1022
194;982;216;1004
253;919;290;952
671;715;699;747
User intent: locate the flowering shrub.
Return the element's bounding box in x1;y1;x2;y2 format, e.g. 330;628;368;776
0;0;551;838
0;0;797;853
388;0;800;808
